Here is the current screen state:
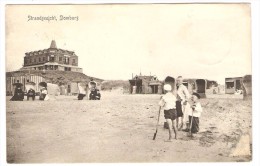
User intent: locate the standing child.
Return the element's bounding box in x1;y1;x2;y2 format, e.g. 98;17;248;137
188;92;203;134
159;84;178;141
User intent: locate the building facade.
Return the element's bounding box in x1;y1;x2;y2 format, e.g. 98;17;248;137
129;75;163;94
21;40;83;73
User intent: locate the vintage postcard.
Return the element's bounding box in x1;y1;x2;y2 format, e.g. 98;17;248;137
3;2;256;164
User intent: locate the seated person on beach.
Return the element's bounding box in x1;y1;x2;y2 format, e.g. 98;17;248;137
187;92;203;134
77;83;87;100
78;93;86;100
27;88;36;101
159;84;178;141
39;86;49;101
89;87;101;100
10;86;24;101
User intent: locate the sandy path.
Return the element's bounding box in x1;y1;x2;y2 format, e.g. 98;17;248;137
6;92;251;163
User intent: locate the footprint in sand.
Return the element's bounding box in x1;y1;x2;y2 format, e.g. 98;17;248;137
209;126;217;130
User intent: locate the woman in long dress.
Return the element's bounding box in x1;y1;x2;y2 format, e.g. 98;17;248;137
10;85;24;101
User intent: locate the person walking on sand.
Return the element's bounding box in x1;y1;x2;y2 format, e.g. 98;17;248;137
159;84;178;141
176;76;190;131
188;92;203;134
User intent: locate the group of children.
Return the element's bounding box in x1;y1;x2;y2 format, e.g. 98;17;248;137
158;76;203;141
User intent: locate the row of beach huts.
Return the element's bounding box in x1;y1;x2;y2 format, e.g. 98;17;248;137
6;70;102;97
128;74;252;100
6;70;252;100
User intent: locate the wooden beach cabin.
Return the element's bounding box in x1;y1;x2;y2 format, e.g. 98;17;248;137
129;75;163;94
182;79;207;98
225;77;242;94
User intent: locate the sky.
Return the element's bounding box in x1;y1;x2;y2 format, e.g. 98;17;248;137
5;4;251;84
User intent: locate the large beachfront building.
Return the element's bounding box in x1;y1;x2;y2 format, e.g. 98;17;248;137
20;40;83;73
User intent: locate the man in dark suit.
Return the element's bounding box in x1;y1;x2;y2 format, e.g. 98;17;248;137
27;88;36;101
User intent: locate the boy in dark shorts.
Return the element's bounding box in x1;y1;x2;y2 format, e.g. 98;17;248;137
159;84;178;141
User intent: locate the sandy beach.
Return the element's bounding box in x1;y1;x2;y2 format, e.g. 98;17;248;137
6;91;251;163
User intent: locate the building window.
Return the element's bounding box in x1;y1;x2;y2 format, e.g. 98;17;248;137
50;55;55;62
34;59;36;63
59;57;62;61
30;59;32;63
64;57;69;64
39;57;41;62
43;57;45;61
73;59;75;63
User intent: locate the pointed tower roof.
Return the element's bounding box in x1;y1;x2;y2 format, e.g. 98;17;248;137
50;40;57;49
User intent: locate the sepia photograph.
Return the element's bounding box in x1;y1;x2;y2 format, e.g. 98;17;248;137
2;1;259;164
